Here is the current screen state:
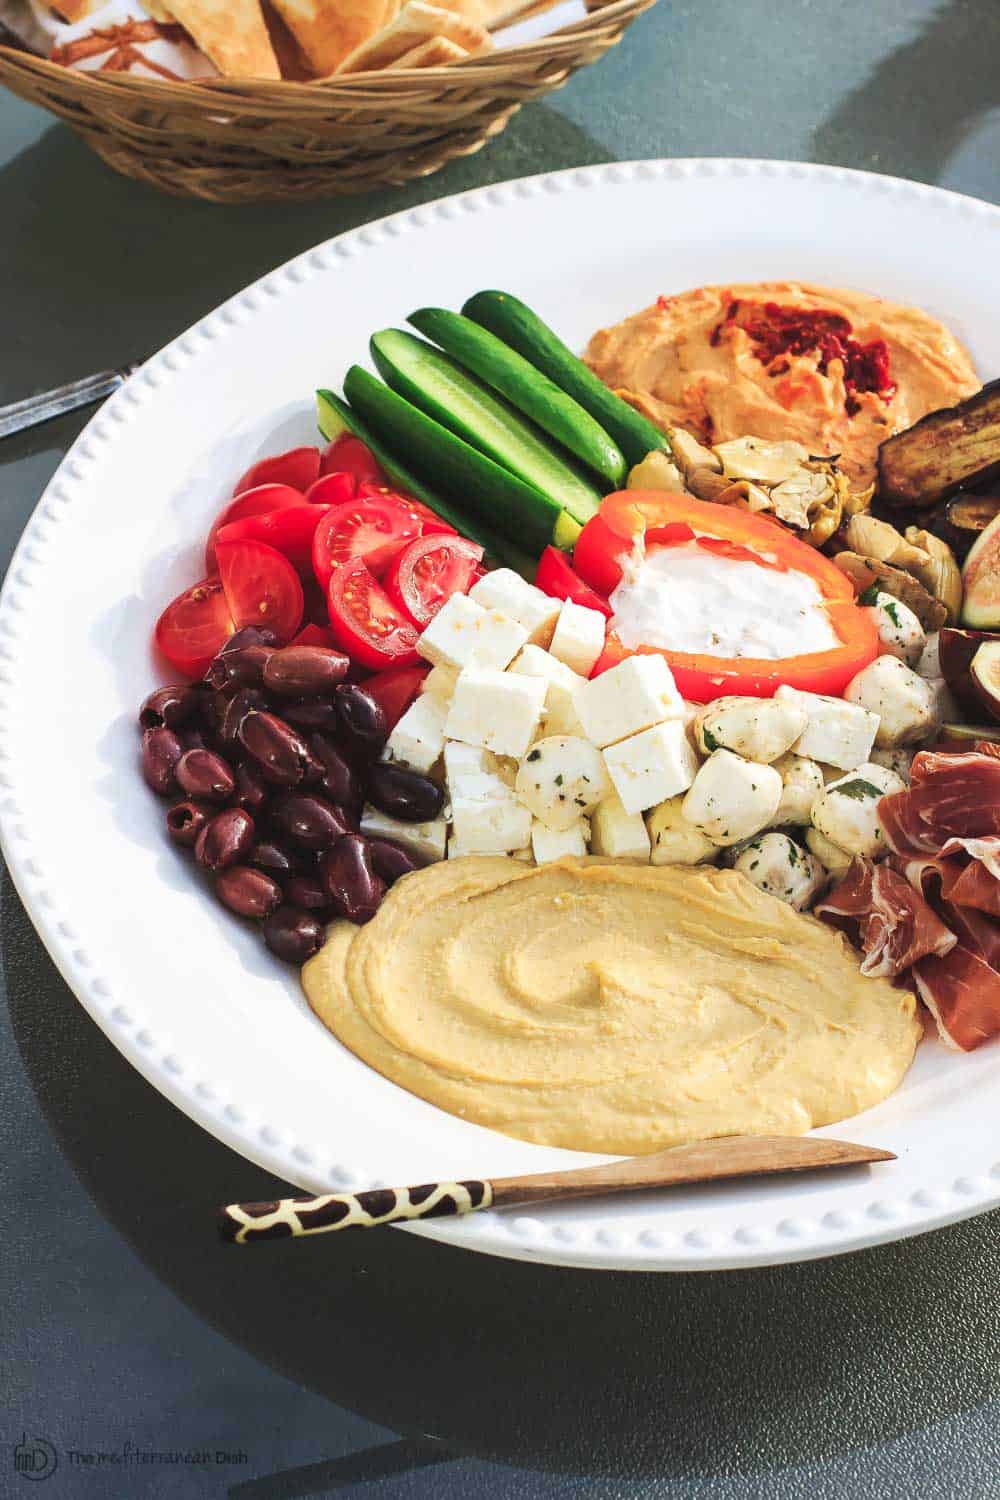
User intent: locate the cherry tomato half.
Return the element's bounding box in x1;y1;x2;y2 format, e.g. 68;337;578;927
319;434;384;485
305;472;356;507
292;623;340;649
312;495;424;587
362;663;429;729
535;545;613;619
154;575;233;680
356;482;456;539
216;538;304;644
205;484;305;572
326;558;420;670
383;533;484;627
215;503;330;572
233;446;320;497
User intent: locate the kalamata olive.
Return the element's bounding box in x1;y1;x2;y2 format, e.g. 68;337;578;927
367;836;426;884
270;793;351;852
321;834;386;924
284;874;331;911
262;905;324;964
215;865;282;920
281;699;340;731
194;807;255;871
334;683;388;755
175;747;235;803
179;726;209;752
263;645;349;698
204;644;274;691
141;726;183;796
250;840;300;878
239;712;319;787
165;798;213;847
366;763;444;823
233;761;269;816
139;683;201;731
309;733;363;807
219;625;278;654
216;687;270;752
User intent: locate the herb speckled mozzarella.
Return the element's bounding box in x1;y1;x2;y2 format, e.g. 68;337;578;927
450;774;532;853
694;695;807;763
805;826;853;876
507;645;586;737
548;599;606;676
863;590;925;667
445;668;546;759
870;746;914;783
775;684;880;769
645;796;717;865
515;735;610;831
844;655;939;747
602;720;699;815
589;792;651;861
574;654;683;748
772;752;825;826
468;569;561;645
733;832;827;910
360;805;447;862
681;749;783;846
531;817;590;864
809;761;906;858
916;633;941;680
417;592;527;673
383;692;447;773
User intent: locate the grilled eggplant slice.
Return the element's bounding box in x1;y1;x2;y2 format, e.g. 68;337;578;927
878;379;1000;508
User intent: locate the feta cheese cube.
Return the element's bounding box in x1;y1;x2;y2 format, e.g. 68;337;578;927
383;692;447;773
417;592;527;674
775;684;880;770
843;655;939;748
360;806;447;862
548;599;606;677
468;569;560;645
574;654;683;748
531;817;589;864
508;645;586;737
421;663;459;701
445;668;546;759
450;776;532;853
514;735;610;830
602;719;699;814
443;740;492;784
589;792;651;861
681;748;783;845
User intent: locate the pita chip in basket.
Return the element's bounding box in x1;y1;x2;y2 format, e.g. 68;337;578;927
387;33;467;66
159;0;280;77
267;0;398;76
336;0;488;72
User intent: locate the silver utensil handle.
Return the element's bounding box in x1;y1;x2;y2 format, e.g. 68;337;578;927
0;364;140;440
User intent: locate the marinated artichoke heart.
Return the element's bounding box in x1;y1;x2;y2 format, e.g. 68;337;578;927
714;437;811;486
769;469;833;530
837;512;963;624
833;552;948;632
626;450;685;491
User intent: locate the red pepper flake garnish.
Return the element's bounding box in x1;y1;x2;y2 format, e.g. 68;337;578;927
710;299;897;409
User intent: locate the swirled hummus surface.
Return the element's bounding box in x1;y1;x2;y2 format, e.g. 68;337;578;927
585;281;978;489
302;857;921;1154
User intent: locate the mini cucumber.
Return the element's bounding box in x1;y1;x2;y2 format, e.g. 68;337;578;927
315;389;534;578
408;307;626;489
463;290;670;469
341;367;573;557
371;329;601;527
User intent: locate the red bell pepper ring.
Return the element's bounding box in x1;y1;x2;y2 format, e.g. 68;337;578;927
534;545;613;619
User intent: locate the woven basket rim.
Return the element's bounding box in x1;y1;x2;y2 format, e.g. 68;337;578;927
0;0;648;99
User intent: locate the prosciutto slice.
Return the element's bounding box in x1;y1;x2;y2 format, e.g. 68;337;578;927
913;946;1000;1051
815;858;955;979
879;751;1000;859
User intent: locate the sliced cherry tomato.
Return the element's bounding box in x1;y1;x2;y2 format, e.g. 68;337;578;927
216;538;304;644
356;481;456;538
292;623;340;649
363;663;430;729
583;491;877;700
535;545;613;619
312;495;423;587
233;446;320;497
383;533;484;627
319;434;385;485
205;484;305;572
326;558;420;670
306;471;356;507
216;503;330;572
154;574;233;680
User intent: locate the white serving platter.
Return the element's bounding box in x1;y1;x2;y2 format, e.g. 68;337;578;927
2;160;999;1271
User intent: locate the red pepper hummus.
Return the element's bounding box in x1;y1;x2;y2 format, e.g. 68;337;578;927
585;282;979;488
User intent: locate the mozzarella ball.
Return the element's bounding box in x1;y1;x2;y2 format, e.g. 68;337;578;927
694;695;807;764
805;827;853;877
916;632;941;680
844;655;939;748
681;749;783;846
514;735;609;831
733;832;827;910
772;752;825;826
809;761;906;858
645;795;717;866
863;590;925;667
870;746;914;784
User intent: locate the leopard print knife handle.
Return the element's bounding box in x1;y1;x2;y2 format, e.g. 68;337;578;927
219;1179;494;1244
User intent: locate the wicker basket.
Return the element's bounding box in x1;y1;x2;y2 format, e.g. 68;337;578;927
0;0;653;202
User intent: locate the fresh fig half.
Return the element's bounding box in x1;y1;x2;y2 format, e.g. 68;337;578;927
961;511;1000;628
937;627;1000;710
969;640;1000;723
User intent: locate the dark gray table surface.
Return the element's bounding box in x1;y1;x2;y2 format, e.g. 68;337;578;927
3;2;1000;1496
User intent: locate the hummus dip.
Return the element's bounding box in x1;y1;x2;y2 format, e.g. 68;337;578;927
585;281;978;489
302;856;921;1155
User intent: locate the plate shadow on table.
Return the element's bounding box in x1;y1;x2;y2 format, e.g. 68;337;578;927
4;875;1000;1486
